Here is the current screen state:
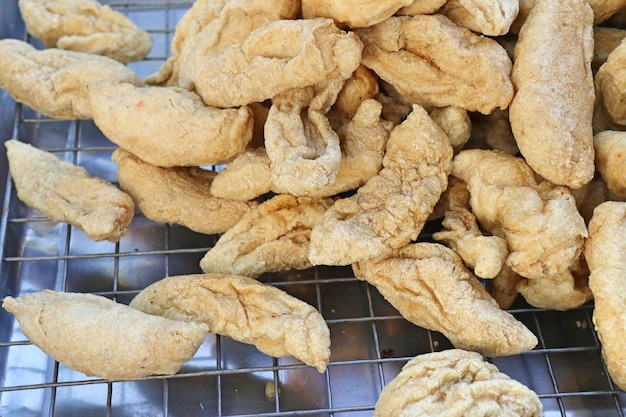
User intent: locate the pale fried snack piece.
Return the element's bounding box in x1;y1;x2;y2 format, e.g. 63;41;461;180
509;0;595;189
2;290;208;380
597;39;626;126
210;147;273;201
585;201;626;390
18;0;153;63
192;18;363;108
428;107;471;153
485;265;522;310
0;38;141;119
129;273;331;373
594;131;626;198
356;15;514;115
570;175;623;224
200;194;332;277
396;0;448;15
301;0;414;28
440;0;519;36
112;149;256;235
373;349;543;417
329;65;380;125
88;81;253;168
309;105;453;266
593;27;626;72
6;140;134;242
353;243;538;357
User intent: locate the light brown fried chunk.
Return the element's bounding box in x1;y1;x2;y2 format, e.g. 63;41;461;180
593;131;626;198
0;38;141;119
373;349;543;417
428;106;471;153
570;175;623;224
18;0;153;63
597;38;626;126
440;0;519;36
585;201;626;390
593;26;626;72
356;15;514;115
200;194;332;277
396;0;448;15
509;0;595;189
353;243;538;357
301;0;414;28
129;273;331;373
210;147;273;201
329;64;380;124
2;290;208;380
309;105;453;266
485;265;522;310
112;149;256;235
89;81;253;167
6;140;134;242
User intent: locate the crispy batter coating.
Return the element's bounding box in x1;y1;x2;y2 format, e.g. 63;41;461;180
597;38;626;126
440;0;519;36
6;140;134;242
112;149;256;235
301;0;414;28
2;290;208;380
594;131;626;198
509;0;595;189
130;273;331;373
309;105;453;266
200;194;332;277
353;243;538;357
356;15;514;115
0;38;141;119
210;147;273;201
18;0;153;63
373;349;543;417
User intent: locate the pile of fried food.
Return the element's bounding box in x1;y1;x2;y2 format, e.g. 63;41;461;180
2;0;626;414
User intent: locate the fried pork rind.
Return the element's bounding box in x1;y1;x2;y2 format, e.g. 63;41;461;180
440;0;519;36
200;194;332;277
593;27;626;72
129;273;331;373
18;0;153;63
585;201;626;390
0;38;141;119
309;105;453;266
356;15;514;115
210;148;273;201
6;140;134;242
2;290;209;381
301;0;414;28
373;349;543;417
509;0;595;189
597;38;626;126
329;64;380;124
485;265;522;310
428;106;471;153
88;81;253;167
112;149;256;235
396;0;448;15
192;18;363;108
570;175;623;224
593;131;626;198
353;243;538;357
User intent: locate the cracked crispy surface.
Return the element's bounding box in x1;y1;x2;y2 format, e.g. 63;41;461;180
373;349;543;417
440;0;519;36
130;273;331;373
6;140;134;242
353;243;538;357
210;147;273;201
2;290;208;380
301;0;414;28
594;131;626;198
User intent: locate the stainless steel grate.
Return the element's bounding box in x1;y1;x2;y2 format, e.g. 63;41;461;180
0;1;625;416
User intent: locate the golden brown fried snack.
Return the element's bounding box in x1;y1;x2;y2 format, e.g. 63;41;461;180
440;0;519;36
596;38;626;126
329;65;380;125
88;81;253;167
429;106;471;153
585;201;626;390
593;27;626;72
301;0;413;28
112;149;256;235
200;194;332;277
192;18;363;108
0;38;141;119
6;140;134;242
356;15;514;115
570;175;622;224
353;243;538;357
373;349;543;417
485;265;522;310
130;273;331;373
2;290;208;380
396;0;448;15
593;131;626;197
509;0;595;189
309;105;453;266
210;147;273;201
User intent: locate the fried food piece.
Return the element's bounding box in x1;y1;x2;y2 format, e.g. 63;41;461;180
0;38;141;119
593;27;626;72
200;194;332;277
373;349;543;417
112;149;256;235
2;290;208;380
301;0;414;28
570;175;622;224
597;39;626;126
192;18;363;108
18;0;153;63
428;106;471;153
330;65;380;125
210;147;273;201
485;265;522;310
6;140;134;242
585;201;626;390
88;81;253;167
309;105;453;266
509;0;595;189
396;0;448;15
353;243;538;356
129;273;331;373
440;0;519;36
356;15;514;115
593;131;626;198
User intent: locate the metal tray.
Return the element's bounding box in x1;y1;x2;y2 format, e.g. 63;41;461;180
0;1;624;416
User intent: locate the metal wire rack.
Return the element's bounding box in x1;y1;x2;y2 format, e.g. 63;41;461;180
0;1;625;416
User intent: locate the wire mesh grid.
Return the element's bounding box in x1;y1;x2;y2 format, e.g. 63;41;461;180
0;1;625;416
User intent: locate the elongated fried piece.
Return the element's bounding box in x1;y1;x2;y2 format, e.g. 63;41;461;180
130;274;331;373
210;147;273;201
6;140;134;242
597;39;626;126
440;0;519;36
2;290;208;380
353;243;538;357
594;131;626;198
301;0;414;28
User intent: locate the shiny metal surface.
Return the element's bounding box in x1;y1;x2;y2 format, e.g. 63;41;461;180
0;1;625;416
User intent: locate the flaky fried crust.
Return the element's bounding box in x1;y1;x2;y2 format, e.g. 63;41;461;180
440;0;519;36
301;0;414;28
593;131;626;198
